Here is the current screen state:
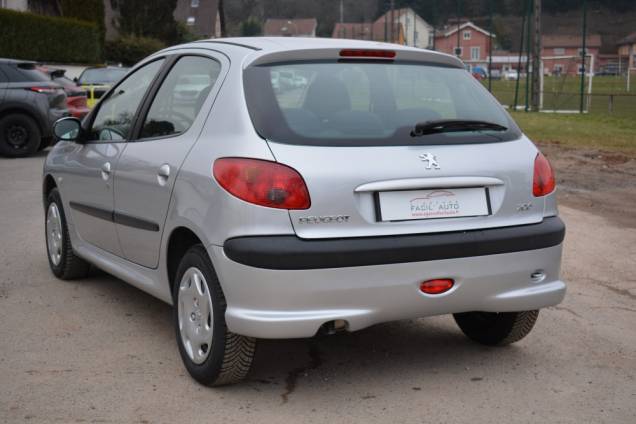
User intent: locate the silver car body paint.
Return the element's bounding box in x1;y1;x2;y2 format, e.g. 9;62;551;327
44;37;564;337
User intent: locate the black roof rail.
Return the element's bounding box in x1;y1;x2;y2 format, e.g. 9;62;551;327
194;40;261;51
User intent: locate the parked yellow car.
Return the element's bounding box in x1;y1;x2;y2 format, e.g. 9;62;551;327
74;66;129;108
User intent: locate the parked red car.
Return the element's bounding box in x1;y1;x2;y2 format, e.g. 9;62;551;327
38;66;90;119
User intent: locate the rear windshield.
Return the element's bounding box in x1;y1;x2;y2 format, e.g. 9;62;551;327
79;68;128;85
244;61;521;146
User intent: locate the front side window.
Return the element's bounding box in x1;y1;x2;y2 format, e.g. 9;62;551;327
244;61;519;147
140;56;221;139
89;59;164;141
79;68;128;85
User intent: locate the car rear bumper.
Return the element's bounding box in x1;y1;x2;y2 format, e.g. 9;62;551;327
224;217;565;269
211;219;566;339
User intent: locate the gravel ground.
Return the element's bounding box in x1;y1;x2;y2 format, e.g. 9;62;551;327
0;149;635;424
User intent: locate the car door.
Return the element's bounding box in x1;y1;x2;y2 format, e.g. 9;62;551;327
0;65;7;101
62;59;165;256
113;53;226;268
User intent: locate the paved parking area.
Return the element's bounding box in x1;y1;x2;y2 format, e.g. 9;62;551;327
0;152;635;423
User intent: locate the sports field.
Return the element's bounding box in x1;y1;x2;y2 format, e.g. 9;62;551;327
484;75;636;117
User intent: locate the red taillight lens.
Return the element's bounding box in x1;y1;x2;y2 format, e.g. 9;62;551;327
213;158;310;210
339;49;396;58
29;86;59;94
420;279;454;295
533;152;556;197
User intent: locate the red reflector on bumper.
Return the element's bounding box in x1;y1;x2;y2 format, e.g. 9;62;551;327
420;279;454;295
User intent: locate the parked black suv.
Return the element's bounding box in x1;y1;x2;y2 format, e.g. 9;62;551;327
0;59;69;157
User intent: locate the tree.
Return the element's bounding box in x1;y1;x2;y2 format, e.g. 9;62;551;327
60;0;105;44
117;0;178;44
240;18;262;36
218;0;227;37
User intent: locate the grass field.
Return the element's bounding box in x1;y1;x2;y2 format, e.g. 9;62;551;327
511;112;636;153
484;75;636;117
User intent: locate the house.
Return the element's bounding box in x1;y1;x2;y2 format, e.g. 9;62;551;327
434;21;494;69
541;34;601;76
174;0;219;38
1;0;58;15
617;32;636;75
264;18;317;37
0;0;27;11
332;7;433;49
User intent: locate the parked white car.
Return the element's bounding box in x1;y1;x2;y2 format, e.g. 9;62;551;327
503;69;520;80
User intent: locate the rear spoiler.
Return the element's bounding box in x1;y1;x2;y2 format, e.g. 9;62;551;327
245;47;464;69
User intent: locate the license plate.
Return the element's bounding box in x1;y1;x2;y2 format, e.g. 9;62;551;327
377;188;490;221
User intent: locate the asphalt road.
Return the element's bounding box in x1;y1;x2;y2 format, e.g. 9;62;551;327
1;152;635;424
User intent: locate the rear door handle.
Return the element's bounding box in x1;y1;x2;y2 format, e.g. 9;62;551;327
157;164;171;186
101;162;111;181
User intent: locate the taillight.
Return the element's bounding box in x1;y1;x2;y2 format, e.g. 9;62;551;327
339;49;396;59
213;158;310;209
29;86;59;94
533;152;556;197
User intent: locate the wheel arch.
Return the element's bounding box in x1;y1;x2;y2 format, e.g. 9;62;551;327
166;226;206;298
0;104;46;135
42;174;57;210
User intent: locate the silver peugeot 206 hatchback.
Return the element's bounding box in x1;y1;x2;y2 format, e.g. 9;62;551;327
43;38;565;386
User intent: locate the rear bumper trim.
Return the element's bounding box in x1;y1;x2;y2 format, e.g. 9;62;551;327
223;216;565;270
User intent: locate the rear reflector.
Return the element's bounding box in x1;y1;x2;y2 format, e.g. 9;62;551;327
420;279;454;295
533;152;556;197
339;49;396;59
213;158;310;210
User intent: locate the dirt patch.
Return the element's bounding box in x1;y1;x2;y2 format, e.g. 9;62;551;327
539;142;636;228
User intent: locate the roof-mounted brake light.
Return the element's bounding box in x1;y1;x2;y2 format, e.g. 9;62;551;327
339;49;396;59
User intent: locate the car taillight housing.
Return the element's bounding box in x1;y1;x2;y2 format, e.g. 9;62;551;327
29;86;60;94
533;152;556;197
213;158;310;210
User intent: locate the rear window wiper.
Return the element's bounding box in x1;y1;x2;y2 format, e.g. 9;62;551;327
411;119;508;137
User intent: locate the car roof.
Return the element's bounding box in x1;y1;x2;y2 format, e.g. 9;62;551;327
188;37;464;69
0;58;36;65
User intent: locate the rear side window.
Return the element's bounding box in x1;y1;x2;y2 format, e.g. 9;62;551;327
89;59;164;141
140;56;221;139
244;61;520;146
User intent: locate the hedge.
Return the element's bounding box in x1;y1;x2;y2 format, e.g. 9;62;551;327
0;8;101;64
61;0;105;43
104;36;165;66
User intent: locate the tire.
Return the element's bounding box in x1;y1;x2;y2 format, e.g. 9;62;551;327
173;245;256;386
45;188;90;280
453;310;539;346
0;113;42;157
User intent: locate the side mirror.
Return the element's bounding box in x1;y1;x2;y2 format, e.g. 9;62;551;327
73;77;79;83
53;117;82;142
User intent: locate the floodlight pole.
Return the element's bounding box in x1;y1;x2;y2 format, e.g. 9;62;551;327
513;0;529;111
488;0;493;91
524;0;532;112
531;0;542;111
456;0;461;57
580;0;587;113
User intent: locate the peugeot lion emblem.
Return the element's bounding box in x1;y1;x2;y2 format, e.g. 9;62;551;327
419;153;440;170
